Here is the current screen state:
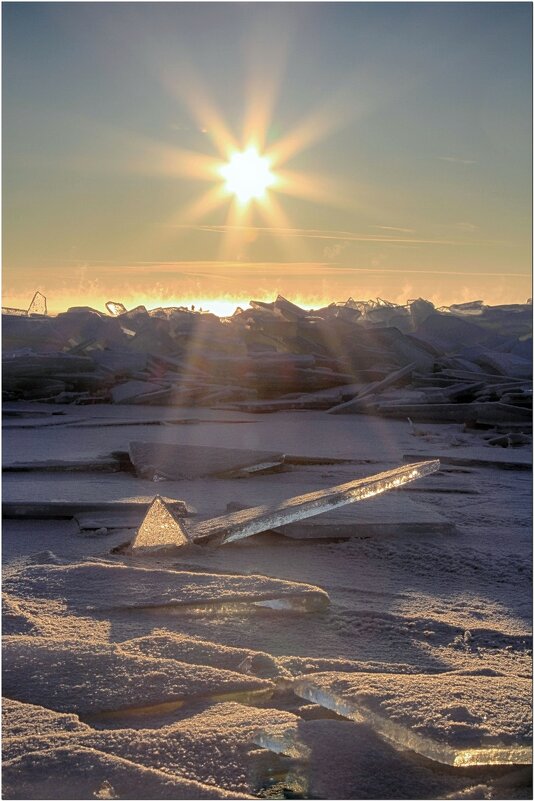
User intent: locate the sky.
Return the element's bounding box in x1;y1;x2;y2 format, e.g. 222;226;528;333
3;2;532;314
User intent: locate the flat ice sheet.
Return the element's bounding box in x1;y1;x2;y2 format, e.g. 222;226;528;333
129;440;285;479
120;633;291;680
2;698;91;739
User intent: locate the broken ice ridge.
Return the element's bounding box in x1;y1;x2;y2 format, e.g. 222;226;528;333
2;294;531;428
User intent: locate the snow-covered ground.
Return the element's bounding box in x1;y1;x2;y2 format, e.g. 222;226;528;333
2;404;532;799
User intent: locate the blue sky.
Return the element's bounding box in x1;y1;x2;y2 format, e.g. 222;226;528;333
3;2;532;312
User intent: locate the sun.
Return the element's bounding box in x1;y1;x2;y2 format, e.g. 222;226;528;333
146;77;349;252
219;147;276;204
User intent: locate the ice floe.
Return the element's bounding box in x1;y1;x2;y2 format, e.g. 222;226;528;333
3;636;275;717
4;560;330;613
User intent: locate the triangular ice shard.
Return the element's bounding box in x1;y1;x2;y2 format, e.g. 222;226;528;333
131;496;190;553
27;291;47;316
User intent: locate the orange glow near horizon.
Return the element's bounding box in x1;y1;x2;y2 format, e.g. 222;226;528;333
5;278;531;320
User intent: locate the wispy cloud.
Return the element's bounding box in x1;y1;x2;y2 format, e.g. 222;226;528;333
13;258;528;279
170;223;467;247
454;222;479;232
433;221;480;234
438;156;477;165
170;222;508;248
370;225;415;234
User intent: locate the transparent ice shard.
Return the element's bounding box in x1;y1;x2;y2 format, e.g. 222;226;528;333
294;673;532;767
27;291;47;316
254;724;311;759
131;496;191;553
252;593;328;612
106;300;127;316
136;593;329;616
2;306;27;316
192;460;440;545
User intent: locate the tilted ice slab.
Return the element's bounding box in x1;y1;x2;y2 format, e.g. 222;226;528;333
2;636;274;717
191;460;440;545
293;672;532;766
4;561;329;613
3;699;297;798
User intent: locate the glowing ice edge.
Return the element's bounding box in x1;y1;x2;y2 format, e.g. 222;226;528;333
293;682;533;767
192;460;440;545
86;687;273;723
115;592;328;615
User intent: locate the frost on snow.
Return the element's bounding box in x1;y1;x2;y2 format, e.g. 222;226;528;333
3;636;275;716
3;699;296;798
3;746;249;800
4;560;329;612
